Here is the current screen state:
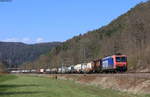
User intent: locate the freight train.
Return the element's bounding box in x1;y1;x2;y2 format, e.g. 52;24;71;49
53;54;127;74
10;54;127;74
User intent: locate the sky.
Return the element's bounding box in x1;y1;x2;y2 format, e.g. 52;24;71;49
0;0;148;44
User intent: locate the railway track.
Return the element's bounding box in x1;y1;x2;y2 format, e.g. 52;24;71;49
14;72;150;79
35;72;150;79
86;73;150;79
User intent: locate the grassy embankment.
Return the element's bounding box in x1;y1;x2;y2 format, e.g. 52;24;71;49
0;74;149;97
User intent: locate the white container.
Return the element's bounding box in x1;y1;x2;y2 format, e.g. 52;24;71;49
74;64;82;72
40;69;44;73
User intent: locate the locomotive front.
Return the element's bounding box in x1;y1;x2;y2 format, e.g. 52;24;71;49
113;55;127;72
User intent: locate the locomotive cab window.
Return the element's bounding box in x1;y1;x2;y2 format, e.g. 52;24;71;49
116;57;127;62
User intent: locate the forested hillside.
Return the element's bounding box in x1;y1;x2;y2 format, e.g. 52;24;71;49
23;1;150;71
0;42;60;68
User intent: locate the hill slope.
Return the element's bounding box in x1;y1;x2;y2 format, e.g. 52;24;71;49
0;42;60;68
25;1;150;71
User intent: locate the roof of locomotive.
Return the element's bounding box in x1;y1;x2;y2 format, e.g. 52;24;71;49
102;54;127;60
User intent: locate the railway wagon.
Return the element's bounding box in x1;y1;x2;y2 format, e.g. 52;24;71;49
81;63;88;73
74;63;87;73
92;59;102;73
40;69;45;73
58;66;68;74
84;62;94;73
74;64;82;73
58;68;62;73
45;69;51;74
102;55;127;72
51;68;58;74
67;65;75;73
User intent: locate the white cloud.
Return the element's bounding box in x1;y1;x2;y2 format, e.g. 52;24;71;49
4;38;19;42
22;38;31;43
2;37;45;44
4;38;32;43
36;37;44;43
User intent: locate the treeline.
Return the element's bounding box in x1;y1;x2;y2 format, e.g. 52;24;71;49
22;1;150;72
0;42;61;68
